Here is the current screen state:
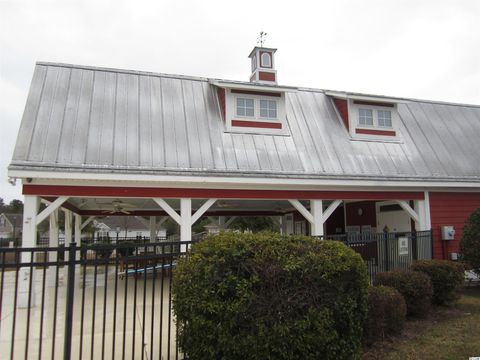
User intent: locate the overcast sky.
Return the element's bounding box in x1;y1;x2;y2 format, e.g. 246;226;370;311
1;0;479;202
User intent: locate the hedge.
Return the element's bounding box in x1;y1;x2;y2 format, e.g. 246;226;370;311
411;260;464;305
460;207;480;276
363;285;407;345
375;270;433;317
172;232;369;360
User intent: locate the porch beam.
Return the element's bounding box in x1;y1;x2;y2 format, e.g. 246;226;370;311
395;200;419;222
153;198;181;224
322;200;342;224
191;199;217;225
35;196;69;226
288;200;314;224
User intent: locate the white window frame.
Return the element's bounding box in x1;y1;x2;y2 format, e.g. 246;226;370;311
357;107;393;129
233;95;279;121
261;52;272;68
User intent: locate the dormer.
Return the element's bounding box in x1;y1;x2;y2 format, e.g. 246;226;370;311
327;91;406;142
248;46;277;85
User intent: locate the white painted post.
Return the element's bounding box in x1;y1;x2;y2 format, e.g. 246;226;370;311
64;210;73;264
150;216;156;242
414;192;431;231
218;216;225;228
180;199;192;252
47;210;59;287
74;214;82;287
18;195;39;308
310;200;324;237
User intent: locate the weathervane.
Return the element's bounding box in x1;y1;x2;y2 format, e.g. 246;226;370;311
257;31;267;47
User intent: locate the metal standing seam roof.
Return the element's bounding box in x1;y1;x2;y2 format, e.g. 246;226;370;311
8;62;480;183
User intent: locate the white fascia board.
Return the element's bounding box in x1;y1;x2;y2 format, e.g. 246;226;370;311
9;169;480;191
324;91;410;104
209;80;296;93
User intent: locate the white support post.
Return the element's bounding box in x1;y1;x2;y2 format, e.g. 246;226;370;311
153;198;181;224
180;199;192;252
223;216;237;229
414;192;431;231
218;216;226;228
74;214;81;287
18;195;39;308
47;210;59;287
150;216;156;242
64;210;73;247
191;199;217;225
323;200;342;224
35;196;69;226
310;200;324;237
288;200;314;224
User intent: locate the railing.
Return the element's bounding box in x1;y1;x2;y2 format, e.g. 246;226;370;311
0;240;195;359
320;230;433;282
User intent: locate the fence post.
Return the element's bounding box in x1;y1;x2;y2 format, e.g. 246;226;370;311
412;230;418;260
64;242;77;359
384;232;390;271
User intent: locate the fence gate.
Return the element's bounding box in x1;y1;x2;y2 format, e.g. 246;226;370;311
0;241;193;360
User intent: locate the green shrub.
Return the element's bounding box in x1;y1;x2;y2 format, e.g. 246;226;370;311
173;232;369;360
363;285;407;345
374;270;433;317
460;208;480;276
411;260;464;305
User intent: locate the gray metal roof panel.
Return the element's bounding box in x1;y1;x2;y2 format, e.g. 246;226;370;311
9;62;480;183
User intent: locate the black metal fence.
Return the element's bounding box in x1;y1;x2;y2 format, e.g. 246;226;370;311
321;230;433;282
0;240;194;359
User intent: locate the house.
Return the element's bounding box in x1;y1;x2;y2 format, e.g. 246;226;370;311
93;216;167;241
7;46;480;260
0;213;23;239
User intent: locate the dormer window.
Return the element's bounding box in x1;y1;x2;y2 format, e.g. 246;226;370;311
261;52;272;68
377;110;392;127
358;108;393;128
358;109;374;126
260;100;277;119
236;98;255;117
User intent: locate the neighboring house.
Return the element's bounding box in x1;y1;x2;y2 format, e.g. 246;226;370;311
0;213;23;239
94;216;166;240
7;46;480;260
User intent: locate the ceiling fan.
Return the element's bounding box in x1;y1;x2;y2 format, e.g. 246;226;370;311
101;200;136;214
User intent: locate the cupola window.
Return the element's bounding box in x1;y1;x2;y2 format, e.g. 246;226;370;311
261;52;271;68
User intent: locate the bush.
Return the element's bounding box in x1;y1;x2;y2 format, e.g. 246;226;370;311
173;232;369;360
411;260;464;305
374;270;433;317
363;286;407;345
460;208;480;276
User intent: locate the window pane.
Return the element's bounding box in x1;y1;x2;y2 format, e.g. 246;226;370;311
359;109;373;126
260;108;268;117
246;107;254;117
261;53;271;67
245;99;254;109
260;100;268;109
378;110;392;127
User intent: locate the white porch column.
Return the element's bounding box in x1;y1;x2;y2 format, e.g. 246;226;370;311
47;210;59;287
150;216;156;242
414;191;431;231
310;200;324;237
180;199;192;251
18;195;39;307
64;210;73;265
218;216;225;228
74;214;82;287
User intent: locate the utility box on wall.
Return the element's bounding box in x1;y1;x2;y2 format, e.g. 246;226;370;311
441;226;455;241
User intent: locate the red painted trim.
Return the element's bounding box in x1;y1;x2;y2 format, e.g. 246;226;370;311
217;88;226;119
355;128;396;136
353;100;394;108
231;89;281;97
258;71;276;82
333;98;349;130
232;119;282;129
24;185;425;200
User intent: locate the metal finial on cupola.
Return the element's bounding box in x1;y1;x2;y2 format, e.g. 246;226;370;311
257;31;267;47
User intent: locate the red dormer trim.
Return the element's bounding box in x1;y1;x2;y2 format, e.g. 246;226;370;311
355;128;396;136
232;120;282;129
333;98;349;130
217;88;226;119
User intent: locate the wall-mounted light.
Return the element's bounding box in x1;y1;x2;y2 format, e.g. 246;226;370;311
357;208;363;216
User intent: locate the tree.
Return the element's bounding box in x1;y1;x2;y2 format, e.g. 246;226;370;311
0;198;5;213
460;208;480;276
7;199;23;213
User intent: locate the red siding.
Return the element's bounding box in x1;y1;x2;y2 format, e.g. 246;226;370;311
430;192;480;259
346;201;377;228
217;88;226;119
333;98;349;130
258;71;276;82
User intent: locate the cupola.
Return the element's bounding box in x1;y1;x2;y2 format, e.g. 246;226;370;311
248;46;277;85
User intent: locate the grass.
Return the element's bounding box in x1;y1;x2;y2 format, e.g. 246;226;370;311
363;286;480;360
